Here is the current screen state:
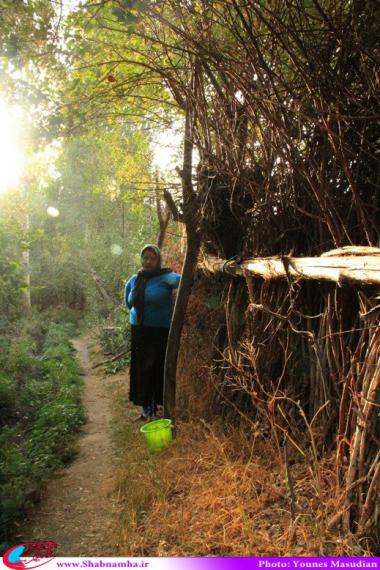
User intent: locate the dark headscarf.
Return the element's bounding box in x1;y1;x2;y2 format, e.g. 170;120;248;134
132;245;171;325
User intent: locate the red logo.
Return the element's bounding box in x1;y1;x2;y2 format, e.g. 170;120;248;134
3;541;58;570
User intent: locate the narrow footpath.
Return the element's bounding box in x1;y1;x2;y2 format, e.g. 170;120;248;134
19;336;120;556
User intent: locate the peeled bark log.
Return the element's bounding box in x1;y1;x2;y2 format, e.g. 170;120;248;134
199;250;380;285
90;268;119;310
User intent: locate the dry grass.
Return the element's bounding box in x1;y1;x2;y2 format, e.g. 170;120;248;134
112;391;369;557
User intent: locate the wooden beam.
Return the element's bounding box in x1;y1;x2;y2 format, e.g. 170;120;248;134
199;248;380;285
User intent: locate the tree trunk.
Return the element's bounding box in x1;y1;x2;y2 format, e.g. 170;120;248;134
164;228;201;420
155;168;171;250
163;66;201;421
22;223;32;309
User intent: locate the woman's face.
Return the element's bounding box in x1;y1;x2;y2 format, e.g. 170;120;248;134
141;249;160;271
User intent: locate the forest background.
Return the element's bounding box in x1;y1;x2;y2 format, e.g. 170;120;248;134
1;0;379;558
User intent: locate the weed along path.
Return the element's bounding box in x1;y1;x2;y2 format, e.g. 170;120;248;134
19;336;120;556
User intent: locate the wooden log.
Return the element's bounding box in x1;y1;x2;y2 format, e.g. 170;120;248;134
92;347;129;369
321;246;380;257
90;268;119;307
199;250;380;285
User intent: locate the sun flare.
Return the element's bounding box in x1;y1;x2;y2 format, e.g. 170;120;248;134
0;100;26;194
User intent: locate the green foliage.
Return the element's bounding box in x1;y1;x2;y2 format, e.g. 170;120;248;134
1;0;167;322
0;0;55;66
56;0;180;142
0;217;27;320
27;399;83;471
98;306;130;351
105;357;129;375
24;130;159;315
0;313;84;551
43;320;78;351
97;306;131;374
5;335;37;381
0;374;17;424
0;427;33;541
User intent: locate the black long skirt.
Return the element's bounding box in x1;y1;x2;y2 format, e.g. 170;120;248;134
129;325;169;407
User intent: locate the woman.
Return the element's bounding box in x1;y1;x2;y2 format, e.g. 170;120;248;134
124;244;181;419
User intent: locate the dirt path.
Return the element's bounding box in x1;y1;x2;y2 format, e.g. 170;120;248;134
19;336;120;556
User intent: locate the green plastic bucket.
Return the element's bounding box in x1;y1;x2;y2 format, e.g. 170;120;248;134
140;418;173;451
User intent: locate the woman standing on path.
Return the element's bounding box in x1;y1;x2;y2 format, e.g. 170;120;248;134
124;244;181;419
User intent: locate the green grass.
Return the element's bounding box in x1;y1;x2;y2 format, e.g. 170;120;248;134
0;311;85;551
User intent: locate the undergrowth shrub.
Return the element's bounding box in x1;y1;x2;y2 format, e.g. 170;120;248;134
96;306;131;374
5;335;38;382
0;427;32;530
0;311;84;551
0;373;17;424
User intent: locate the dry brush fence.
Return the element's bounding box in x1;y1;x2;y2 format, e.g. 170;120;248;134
144;0;380;547
194;247;380;548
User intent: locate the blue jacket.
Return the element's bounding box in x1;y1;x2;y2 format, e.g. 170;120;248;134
124;271;181;328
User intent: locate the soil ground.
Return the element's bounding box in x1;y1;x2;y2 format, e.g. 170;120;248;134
18;336;120;556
